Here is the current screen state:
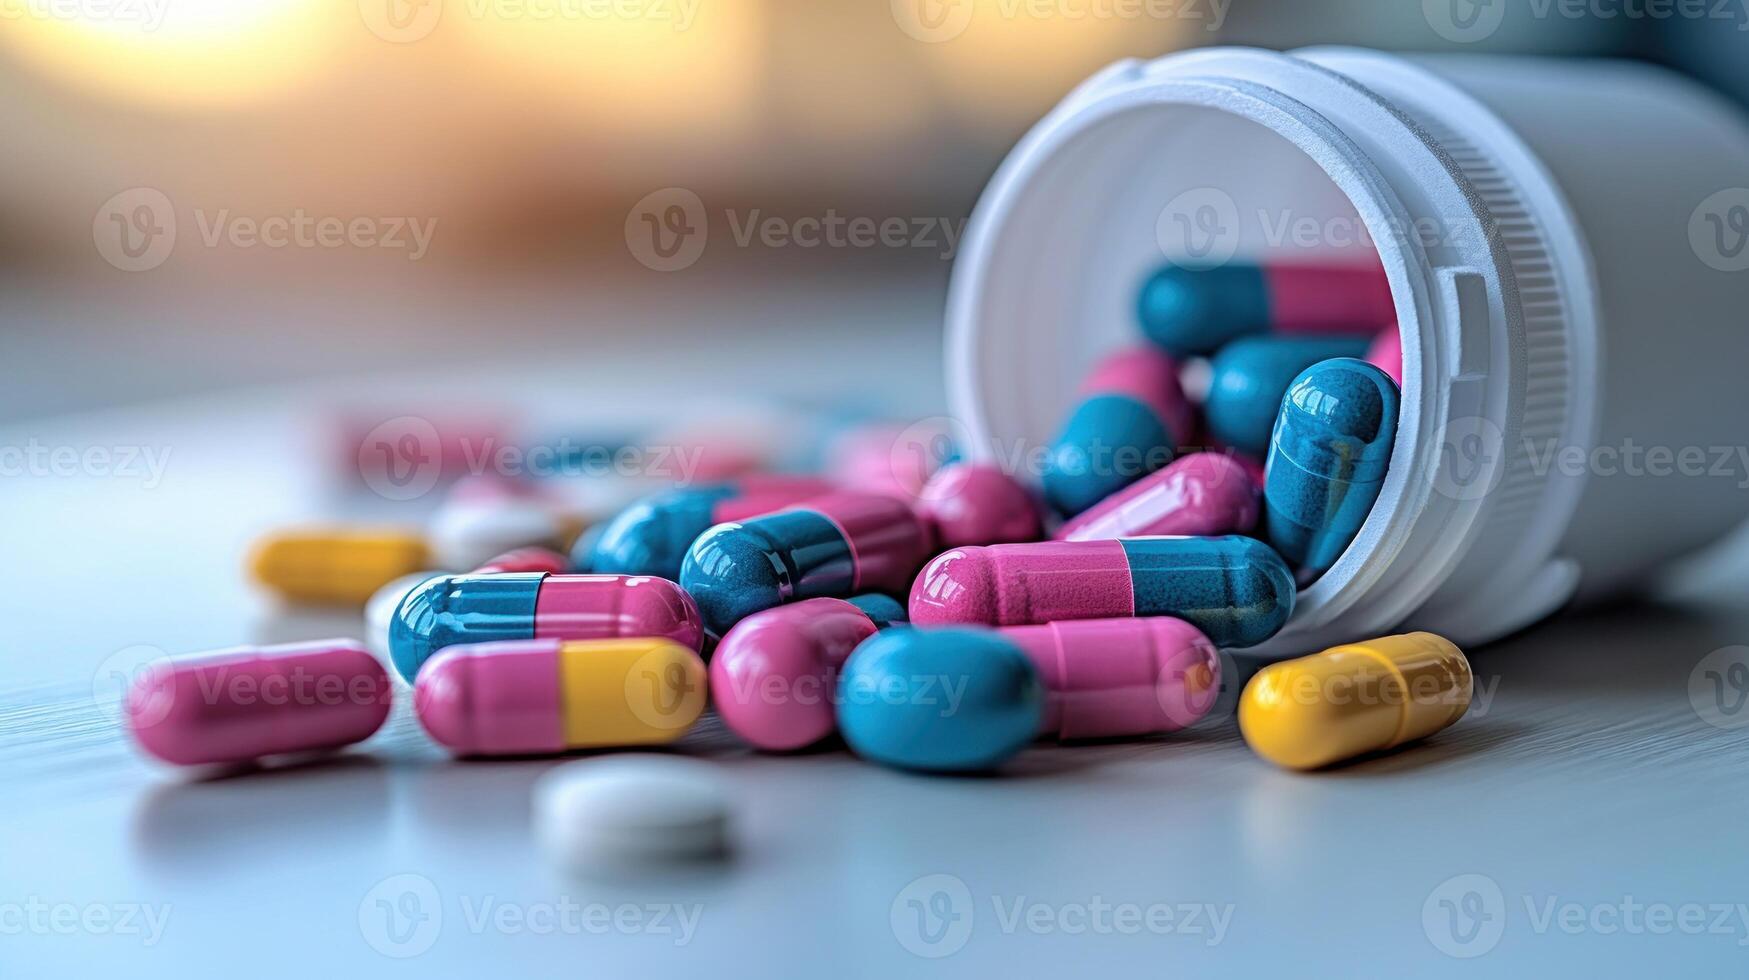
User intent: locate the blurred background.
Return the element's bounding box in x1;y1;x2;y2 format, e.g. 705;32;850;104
4;0;1748;421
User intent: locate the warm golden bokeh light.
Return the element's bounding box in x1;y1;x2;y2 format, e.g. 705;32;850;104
449;1;765;136
0;0;340;108
911;0;1192;115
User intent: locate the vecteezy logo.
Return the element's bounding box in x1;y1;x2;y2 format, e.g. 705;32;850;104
625;188;708;273
1423;0;1506;43
626;646;705;730
94;188;176;273
1422;874;1505;958
1690;189;1749;273
1430;415;1506;502
357;416;443;501
359;0;443;43
889;416;971;501
891;0;974;43
359;873;442;958
890;874;974;958
92;644;176;728
1690;646;1749;730
1156;188;1240;270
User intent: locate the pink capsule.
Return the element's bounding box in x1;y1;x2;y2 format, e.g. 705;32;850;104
1366;326;1403;386
914;463;1042;549
1056;452;1260;542
475;546;571;575
710;598;885;751
1007;618;1220;739
125;641;392;767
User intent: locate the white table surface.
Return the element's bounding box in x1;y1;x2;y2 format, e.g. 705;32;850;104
7;290;1749;977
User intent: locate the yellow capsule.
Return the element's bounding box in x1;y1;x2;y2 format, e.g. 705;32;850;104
562;637;708;747
1239;632;1471;770
248;528;431;606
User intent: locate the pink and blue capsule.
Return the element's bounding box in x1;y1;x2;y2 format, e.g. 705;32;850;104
1138;261;1396;357
1264;358;1400;580
389;572;703;681
680;492;935;637
1045;347;1195;516
910;536;1294;649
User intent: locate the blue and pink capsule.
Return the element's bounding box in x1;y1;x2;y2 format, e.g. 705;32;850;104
1138;261;1395;357
388;572;704;681
681;492;936;637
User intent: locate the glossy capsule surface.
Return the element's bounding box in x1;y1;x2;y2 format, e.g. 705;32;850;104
711;597;890;751
126;641;392;766
1206;336;1373;457
1137;261;1395;357
248;528;430;606
389;572;704;681
837;628;1044;773
680;492;935;637
1264;358;1400;579
1056;452;1259;542
1239;632;1471;770
586;476;834;579
1045;347;1193;516
909;536;1294;649
415;637;707;756
913;463;1041;549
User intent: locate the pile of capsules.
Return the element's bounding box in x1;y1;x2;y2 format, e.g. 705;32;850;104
125;259;1473;782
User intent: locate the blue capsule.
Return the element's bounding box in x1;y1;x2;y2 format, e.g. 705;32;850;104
1264;358;1401;579
837;628;1043;773
1205;336;1372;457
1138;265;1271;357
586;487;734;580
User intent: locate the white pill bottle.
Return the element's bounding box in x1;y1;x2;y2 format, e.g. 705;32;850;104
945;47;1749;654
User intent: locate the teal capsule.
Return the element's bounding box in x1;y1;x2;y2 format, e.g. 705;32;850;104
1264;358;1400;579
1205;336;1372;457
837;628;1043;773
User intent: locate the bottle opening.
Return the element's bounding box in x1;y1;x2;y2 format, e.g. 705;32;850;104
952;94;1417;651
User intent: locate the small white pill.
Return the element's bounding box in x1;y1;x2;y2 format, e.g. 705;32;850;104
534;756;732;875
427;497;562;571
